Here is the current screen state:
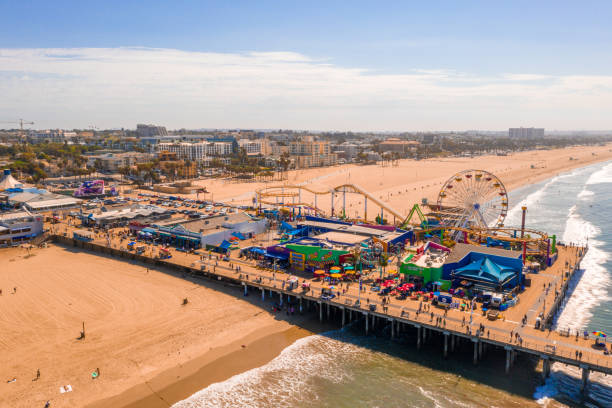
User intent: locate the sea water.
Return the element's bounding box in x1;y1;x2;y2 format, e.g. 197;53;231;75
174;162;612;408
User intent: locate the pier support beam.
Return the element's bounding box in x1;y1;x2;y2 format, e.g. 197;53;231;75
341;307;346;327
299;297;303;314
261;288;265;301
505;346;513;374
416;325;422;349
319;301;323;322
444;332;449;358
580;365;589;394
390;318;395;339
451;334;455;352
243;283;248;296
365;312;369;335
472;339;479;365
541;356;551;380
327;302;330;320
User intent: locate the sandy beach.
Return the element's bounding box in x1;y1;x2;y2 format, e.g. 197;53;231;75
188;144;612;221
0;245;317;408
2;144;612;408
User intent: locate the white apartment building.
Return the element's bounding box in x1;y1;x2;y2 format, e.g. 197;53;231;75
238;139;270;155
158;143;207;161
509;127;545;139
157;142;233;162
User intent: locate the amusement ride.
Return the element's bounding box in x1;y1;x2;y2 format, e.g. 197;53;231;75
255;169;552;259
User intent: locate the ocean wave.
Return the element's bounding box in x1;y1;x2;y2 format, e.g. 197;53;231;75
586;162;612;185
577;189;595;200
172;334;359;408
555;206;610;330
505;170;580;225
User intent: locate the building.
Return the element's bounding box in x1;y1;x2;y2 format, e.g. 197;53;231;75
136;124;168;138
157;142;233;162
238;139;270;155
379;138;420;153
86;152;153;172
157;151;178;161
7;189;82;212
159;160;198;179
158;143;208;162
27;130;68;144
289;138;337;168
509;128;545;139
0;210;44;246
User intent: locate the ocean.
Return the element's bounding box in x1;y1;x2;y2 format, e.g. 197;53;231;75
173;161;612;408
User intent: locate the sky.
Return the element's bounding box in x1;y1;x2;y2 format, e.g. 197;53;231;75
1;1;611;131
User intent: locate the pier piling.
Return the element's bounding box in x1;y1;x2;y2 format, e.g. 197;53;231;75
581;365;590;394
472;339;479;365
542;356;551;380
505;346;512;374
443;332;449;358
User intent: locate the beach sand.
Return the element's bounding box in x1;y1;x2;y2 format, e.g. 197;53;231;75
186;144;612;221
2;144;612;407
0;245;317;408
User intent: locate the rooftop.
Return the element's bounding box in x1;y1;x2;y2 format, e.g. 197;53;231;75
445;243;522;264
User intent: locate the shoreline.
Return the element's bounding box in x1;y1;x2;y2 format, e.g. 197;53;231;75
89;319;330;408
102;157;612;408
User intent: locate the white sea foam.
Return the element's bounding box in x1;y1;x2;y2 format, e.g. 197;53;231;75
577;189;595;200
586;162;612;185
554;206;611;330
505;171;578;225
172;334;358;408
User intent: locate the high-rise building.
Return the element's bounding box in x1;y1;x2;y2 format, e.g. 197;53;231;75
508;127;545;139
136;124;168;138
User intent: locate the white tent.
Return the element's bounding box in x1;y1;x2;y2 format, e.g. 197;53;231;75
0;170;25;191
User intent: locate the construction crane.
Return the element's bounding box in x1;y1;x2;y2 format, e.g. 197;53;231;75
0;119;34;130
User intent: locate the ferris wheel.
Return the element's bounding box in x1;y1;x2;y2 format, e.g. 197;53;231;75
436;169;508;229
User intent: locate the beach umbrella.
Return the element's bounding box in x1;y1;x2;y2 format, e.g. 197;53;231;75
592;331;607;338
330;266;341;271
314;270;326;276
344;270;356;274
330;273;343;278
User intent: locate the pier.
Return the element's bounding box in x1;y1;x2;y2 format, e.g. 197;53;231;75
48;226;612;396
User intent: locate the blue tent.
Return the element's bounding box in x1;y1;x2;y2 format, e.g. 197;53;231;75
219;240;232;250
232;231;246;240
280;221;295;232
453;257;518;289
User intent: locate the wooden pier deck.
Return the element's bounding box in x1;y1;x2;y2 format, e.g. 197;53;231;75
48;223;612;394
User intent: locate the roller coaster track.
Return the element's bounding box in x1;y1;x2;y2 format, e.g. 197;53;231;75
256;184;550;254
256;183;406;221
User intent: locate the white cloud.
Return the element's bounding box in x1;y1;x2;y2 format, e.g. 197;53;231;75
1;47;611;130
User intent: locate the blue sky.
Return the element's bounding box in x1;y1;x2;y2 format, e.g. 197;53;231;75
1;1;611;130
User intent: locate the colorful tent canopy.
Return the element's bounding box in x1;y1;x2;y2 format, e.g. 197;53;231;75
314;270;326;276
453;257;518;287
330;273;343;278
